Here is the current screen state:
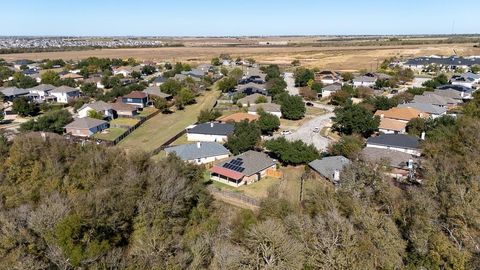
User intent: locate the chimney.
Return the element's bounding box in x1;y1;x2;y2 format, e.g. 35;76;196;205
210;122;214;128
421;131;426;140
196;141;201;149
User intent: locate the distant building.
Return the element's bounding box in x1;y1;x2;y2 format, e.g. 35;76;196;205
77;101;114;119
121;91;149;108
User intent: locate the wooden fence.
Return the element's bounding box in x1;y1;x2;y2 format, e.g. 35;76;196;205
207;186;260;208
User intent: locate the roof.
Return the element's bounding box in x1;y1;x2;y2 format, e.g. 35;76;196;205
78;101;113;112
165;142;230;161
379;118;407;132
123;91;148;99
322;83;342;92
143;86;172;98
413;93;458;106
111;101;137;112
51;86;79;94
237;82;266;91
433;89;465;100
367;134;420;150
437;84;473;93
187;122;234;136
1;87;30;97
353;75;376;83
65;117;107;129
30;84;55;92
309;156;351;181
238;93;271;104
398;103;447;115
375;107;423;121
361;147;416;169
153;76;167;83
404;56;480;67
217;112;259;123
248;103;281;113
61;73;83;79
210;165;244;181
214;150;276;177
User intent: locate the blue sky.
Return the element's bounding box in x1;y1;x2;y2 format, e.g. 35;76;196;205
2;0;478;36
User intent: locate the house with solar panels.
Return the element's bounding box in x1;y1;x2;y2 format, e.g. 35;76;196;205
209;150;277;187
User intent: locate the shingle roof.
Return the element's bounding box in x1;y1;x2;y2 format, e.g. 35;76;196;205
78;101;113;112
123;91;148;99
238;93;271;104
309;156;351;181
187;122;234;136
217;112;259;123
361;147;415;169
413;93;458;106
398;103;447;115
248;103;281;113
65;117;107;129
405;56;480;67
1;87;30;97
215;150;276;177
367;134;420;149
51;86;79;93
165;142;230;161
143;86;172;98
375;107;423;121
437;84;473;93
353;75;377;83
30;84;55;92
111;101;137;112
322;83;342;92
379;118;407;132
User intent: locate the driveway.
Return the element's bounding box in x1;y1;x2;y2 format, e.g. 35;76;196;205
283;72;299;96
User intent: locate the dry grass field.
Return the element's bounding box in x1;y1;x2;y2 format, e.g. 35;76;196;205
1;43;479;71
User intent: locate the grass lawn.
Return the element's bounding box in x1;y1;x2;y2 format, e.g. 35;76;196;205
119;89;220;153
137;107;158;118
306;107;327;116
238;177;279;199
93;127;127;141
110;118;140;127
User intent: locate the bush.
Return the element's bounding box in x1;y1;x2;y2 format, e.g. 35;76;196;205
257;111;280;135
20;109;72;134
328;135;364;159
280;95;306;120
332;104;380;137
265;137;319;165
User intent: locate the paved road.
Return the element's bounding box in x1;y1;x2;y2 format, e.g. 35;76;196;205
283;72;299;96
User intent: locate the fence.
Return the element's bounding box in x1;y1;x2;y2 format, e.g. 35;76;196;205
207;186;260;208
150;129;187;156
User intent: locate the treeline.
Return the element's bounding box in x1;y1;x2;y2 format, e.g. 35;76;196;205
0;43;185;54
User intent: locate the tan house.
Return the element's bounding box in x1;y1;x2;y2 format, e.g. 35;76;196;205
375;107;425;134
217;112;259;123
65;117;108;137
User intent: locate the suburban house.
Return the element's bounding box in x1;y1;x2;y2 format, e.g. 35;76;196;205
217;112;259;123
314;71;342;85
0;87;30;100
13;59;32;70
186;122;234;142
49;86;81;104
174;73;201;82
28;84;55;101
308;156;351;184
237;93;271;106
398;103;447;118
84;76;105;89
111;102;138;117
143;86;173;100
78;101;114;119
435;84;474;100
321;83;342;98
366;134;421;156
210;150;277;187
113;66;136;77
401;56;480;72
121;91;149;108
361;147;416;178
378;118;407;134
64;117;109;137
353;75;376;87
375;107;425;134
248;103;282;118
165;141;231;165
413;92;459;108
236;82;268;96
152;76;167;86
60;73;84;82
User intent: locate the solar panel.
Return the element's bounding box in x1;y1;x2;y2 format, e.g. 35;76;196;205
223;163;229;168
238;168;245;172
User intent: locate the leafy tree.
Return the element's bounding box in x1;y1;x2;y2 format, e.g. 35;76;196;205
80;83;101;98
407;87;427;96
41;70;60;85
471;65;480;73
197;109;222;123
294;67;314;87
332;104;380;137
265;137;319;165
164;62;172;70
311;82;323;93
217;77;237;92
160;78;182;95
392;92;414;104
330;90;352;106
131;71;142;79
152;96;169;112
141;65;156;75
422;74;448;90
280;95;306;120
261;64;281;80
225;120;261;155
12;97;39;116
175;87;195;109
257;111;280;135
232;92;246;104
20;109;72;133
228;68;243;81
341;72;354;82
267;77;287;96
12;73;38;88
211;57;221;66
365;96;398;111
87;110;104;120
220;67;229;76
255;95;268;104
328;134;364;159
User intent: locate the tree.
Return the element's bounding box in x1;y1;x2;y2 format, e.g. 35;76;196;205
197;109;221;123
160;79;182;95
311;82;323;93
152;96;169;112
328;135;364;159
294;67;314;87
265;137;319;165
422;74;449;90
257;111;280;135
220;67;229;76
261;64;281;80
12;97;39;117
87;110;104;120
471;65;480;73
280;95;306;120
267;78;287;96
141;65;156;75
330;90;352;106
175;87;195;109
407;87;427;96
228;68;243;81
225;120;261;155
12;73;38;88
0;109;4;123
332;104;380;137
217;77;237;92
131;71;142;79
20;109;72;133
255;95;268;104
211;57;221;66
341;72;354;82
369;96;398;111
41;70;60;85
81;83;101;98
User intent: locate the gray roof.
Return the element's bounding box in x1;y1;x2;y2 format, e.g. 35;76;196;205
78;101;113;112
143;86;172;98
30;84;55;92
218;150;275;176
405;56;480;67
309;156;351;181
413;93;458;106
437;84;473;93
65;117;107;129
153;76;167;83
238;93;271;104
353;75;376;83
237;82;266;91
187;122;234;136
1;87;30;97
433;89;465;100
165;142;230;161
51;86;79;93
322;83;342;92
398;103;447;115
361;147;415;169
248;103;281;113
367;134;420;150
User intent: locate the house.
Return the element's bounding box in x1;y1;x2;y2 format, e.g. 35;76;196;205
321;83;342;98
113;66;135;77
435;85;474;100
60;73;84;81
308;156;351;184
174;73;201;82
248;103;282;118
237;93;271;106
402;56;480;72
165;141;231;165
28;84;55;102
236;82;268;95
450;75;476;89
111;101;137;117
353;75;376;87
378;118;407;134
413;92;459;108
84;76;105;89
152;76;167;86
0;87;30;100
375;107;425;122
361;147;416;178
78;101;114;119
181;68;206;79
121;91;149;108
50;86;80;104
217;112;259;123
143;86;173;100
314;71;342;85
13;59;32;70
186;122;234;142
64;117;108;137
366;134;421;156
210;150;277;187
397;103;447;118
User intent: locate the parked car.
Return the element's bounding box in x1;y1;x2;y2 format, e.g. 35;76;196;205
313;127;320;133
305;101;314;107
281;130;292;136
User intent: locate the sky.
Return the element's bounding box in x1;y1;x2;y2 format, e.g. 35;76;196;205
2;0;479;36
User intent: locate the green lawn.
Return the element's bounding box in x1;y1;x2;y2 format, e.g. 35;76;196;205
110;118;140;127
137;107;158;118
93;127;127;141
119;89;220;153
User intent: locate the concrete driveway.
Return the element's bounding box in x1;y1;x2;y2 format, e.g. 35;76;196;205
283;72;299;96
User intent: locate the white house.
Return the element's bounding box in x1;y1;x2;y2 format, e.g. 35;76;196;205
77;101;114;119
353;75;377;87
28;84;56;102
321;83;342;98
186;122;234;143
50;86;81;103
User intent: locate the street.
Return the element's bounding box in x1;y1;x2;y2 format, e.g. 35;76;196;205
283;72;299;96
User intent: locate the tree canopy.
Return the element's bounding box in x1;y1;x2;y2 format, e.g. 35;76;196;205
280;95;306;120
332;104;380;137
225;120;261;155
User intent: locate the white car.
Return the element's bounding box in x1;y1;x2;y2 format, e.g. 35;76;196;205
281;130;292;136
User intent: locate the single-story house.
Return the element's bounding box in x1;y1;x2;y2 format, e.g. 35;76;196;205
450;72;480;88
165;141;231;165
375;107;425;123
353;75;376;87
308;156;351;184
248;103;282;118
78;101;114;119
174;73;201;82
321;83;342;98
236;82;268;96
366;134;421;156
122;91;149;108
111;101;138;117
378;118;407;134
314;71;342;85
237;93;271;107
0;87;30;100
113;66;137;77
210;150;277;187
84;76;105;89
217;112;259;123
397;103;447;118
50;86;81;104
186;122;234;142
435;84;474;100
413;93;459;108
361;147;416;178
65;117;109;137
143;86;173;100
60;73;84;81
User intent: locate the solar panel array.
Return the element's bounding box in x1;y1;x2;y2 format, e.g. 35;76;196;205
222;158;245;173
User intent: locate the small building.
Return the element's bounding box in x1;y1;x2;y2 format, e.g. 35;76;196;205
113;66;135;77
28;84;55;102
237;93;271;107
321;83;342;98
236;82;268;96
314;71;342;85
122;91;149;108
353;75;376;87
60;73;84;81
143;86;173;100
366;134;421;156
111;102;138;117
397;103;447;119
0;87;30;100
165;141;231;165
65;117;108;137
152;76;167;87
78;101;114;119
50;86;80;104
248;103;282;118
217;112;259;123
210;150;277;187
186;122;234;143
309;156;351;184
413;93;459;108
361;147;417;178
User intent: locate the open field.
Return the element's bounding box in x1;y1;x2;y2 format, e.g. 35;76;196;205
1;43;479;71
